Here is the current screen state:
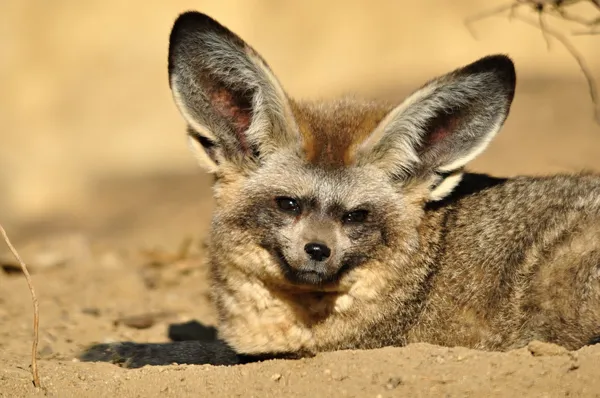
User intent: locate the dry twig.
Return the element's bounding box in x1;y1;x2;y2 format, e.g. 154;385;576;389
465;0;600;124
515;14;600;123
0;224;42;389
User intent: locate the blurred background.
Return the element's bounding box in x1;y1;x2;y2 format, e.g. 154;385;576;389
1;0;600;248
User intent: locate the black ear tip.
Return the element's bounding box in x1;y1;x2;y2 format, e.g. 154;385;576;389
171;11;222;35
168;11;234;82
465;54;516;88
169;11;226;49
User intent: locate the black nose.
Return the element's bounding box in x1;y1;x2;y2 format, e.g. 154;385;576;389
304;242;331;262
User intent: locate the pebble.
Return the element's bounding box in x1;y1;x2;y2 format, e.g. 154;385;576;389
385;376;403;390
39;345;54;358
114;311;175;329
82;307;101;317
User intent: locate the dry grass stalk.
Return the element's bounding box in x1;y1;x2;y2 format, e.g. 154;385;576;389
0;224;42;389
465;0;600;124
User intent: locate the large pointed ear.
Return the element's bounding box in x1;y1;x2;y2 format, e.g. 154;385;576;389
168;12;299;173
354;55;516;200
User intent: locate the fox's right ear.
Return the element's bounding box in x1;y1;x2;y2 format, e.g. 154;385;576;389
354;54;516;200
168;12;299;173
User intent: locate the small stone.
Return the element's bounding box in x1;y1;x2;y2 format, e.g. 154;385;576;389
82;308;101;317
115;314;155;329
114;311;174;329
568;359;580;371
271;373;282;381
39;345;53;358
0;263;22;275
324;369;331;375
385;376;403;390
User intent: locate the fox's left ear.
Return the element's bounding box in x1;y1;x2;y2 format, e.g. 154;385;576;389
168;12;300;173
355;55;516;200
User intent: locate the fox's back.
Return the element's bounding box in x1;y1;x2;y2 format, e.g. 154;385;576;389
408;173;600;350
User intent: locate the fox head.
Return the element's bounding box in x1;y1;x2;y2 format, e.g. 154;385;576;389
168;12;516;290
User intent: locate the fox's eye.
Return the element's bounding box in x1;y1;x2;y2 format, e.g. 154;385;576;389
342;210;369;224
275;197;301;215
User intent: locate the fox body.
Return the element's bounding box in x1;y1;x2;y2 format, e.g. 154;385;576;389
81;12;600;367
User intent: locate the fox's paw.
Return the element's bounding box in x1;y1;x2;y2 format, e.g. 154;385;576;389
79;342;149;368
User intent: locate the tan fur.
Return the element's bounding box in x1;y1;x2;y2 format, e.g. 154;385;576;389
291;99;393;167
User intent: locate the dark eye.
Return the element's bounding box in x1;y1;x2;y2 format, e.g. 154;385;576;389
275;197;301;215
342;210;369;224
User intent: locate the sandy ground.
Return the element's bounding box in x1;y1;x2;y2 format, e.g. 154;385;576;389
1;78;600;397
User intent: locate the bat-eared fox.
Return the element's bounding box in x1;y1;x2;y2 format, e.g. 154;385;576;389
81;11;600;367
